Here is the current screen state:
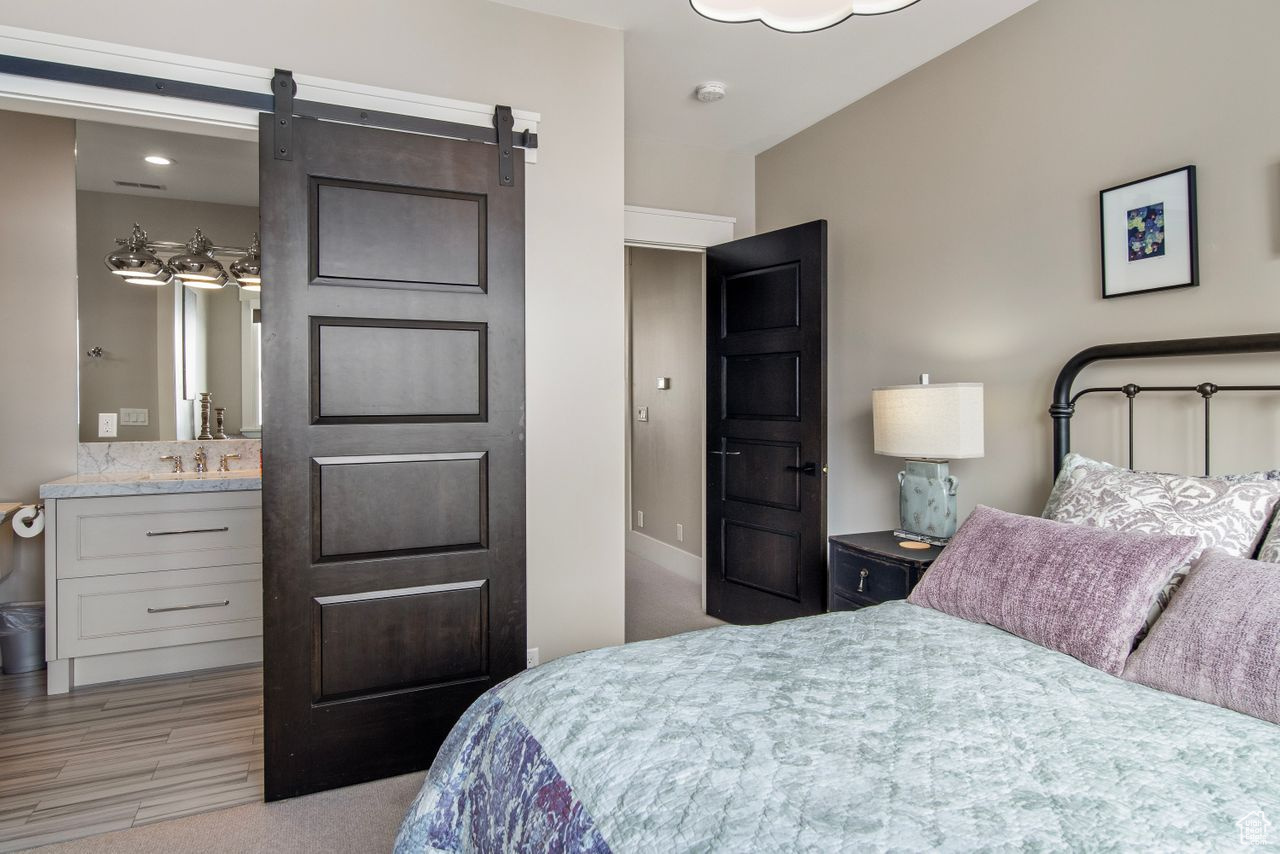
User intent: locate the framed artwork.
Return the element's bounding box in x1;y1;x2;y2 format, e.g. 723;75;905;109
1099;165;1198;298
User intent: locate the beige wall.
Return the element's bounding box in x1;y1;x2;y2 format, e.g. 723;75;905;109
76;191;256;441
629;247;704;557
0;0;626;662
0;111;77;605
756;0;1280;536
627;136;755;238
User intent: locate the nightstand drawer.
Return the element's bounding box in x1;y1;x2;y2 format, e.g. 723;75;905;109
831;547;913;603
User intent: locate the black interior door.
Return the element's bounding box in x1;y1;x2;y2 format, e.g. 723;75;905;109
705;221;826;624
260;115;525;800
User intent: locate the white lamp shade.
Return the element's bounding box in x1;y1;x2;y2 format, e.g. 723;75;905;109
872;382;984;460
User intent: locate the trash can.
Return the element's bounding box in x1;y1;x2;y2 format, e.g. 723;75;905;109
0;602;45;674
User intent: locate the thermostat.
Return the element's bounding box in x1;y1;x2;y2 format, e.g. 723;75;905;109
656;377;671;390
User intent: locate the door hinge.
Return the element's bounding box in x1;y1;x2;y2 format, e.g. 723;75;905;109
494;105;515;187
272;69;296;161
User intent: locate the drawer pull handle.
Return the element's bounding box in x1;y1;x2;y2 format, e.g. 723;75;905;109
857;567;870;594
145;526;230;537
147;600;231;614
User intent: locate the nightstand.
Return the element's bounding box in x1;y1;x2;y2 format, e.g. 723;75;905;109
828;531;938;611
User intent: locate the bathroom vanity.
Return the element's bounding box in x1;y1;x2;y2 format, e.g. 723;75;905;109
40;444;262;694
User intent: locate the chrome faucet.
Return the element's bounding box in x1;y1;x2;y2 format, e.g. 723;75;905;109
193;446;209;474
160;454;184;473
218;452;240;472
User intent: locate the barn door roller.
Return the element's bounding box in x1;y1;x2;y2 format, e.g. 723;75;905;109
270;69;530;187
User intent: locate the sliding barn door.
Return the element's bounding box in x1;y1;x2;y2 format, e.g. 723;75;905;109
260;115;525;800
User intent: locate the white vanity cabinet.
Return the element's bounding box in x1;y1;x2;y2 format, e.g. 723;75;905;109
43;489;263;694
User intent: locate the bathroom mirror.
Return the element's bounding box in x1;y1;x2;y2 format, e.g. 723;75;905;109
75;120;261;442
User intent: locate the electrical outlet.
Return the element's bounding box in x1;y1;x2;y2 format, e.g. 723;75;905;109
637;510;644;528
97;412;118;438
526;648;540;668
676;523;684;542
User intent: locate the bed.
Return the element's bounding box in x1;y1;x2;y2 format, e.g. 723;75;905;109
396;333;1280;853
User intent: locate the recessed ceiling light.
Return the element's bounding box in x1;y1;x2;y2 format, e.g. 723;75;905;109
144;155;173;166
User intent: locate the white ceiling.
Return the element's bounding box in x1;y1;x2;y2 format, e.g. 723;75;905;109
75;120;258;207
491;0;1038;153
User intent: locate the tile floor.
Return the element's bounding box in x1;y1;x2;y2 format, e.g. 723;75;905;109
0;665;263;852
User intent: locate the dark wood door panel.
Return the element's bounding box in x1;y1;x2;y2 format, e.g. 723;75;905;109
721;438;801;510
706;221;826;625
313;179;486;289
313;580;489;702
721;262;800;335
262;115;525;800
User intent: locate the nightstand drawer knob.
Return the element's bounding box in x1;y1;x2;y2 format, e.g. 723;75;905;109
857;567;870;594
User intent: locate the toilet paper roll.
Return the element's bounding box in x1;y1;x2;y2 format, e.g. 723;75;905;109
12;505;44;539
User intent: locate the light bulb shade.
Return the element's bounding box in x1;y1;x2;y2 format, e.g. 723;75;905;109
183;274;229;290
872;382;984;460
125;274;173;286
169;227;227;282
690;0;919;32
104;223;165;277
230;232;262;287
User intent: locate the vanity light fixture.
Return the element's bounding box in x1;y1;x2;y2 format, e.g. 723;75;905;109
690;0;920;33
102;225;259;291
168;228;229;288
104;223;167;279
229;233;262;292
144;155;173;166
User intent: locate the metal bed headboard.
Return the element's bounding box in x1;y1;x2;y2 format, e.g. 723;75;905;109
1050;332;1280;478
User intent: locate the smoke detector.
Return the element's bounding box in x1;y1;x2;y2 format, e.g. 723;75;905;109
695;81;727;103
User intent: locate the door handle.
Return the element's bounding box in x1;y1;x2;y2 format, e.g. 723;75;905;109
786;462;818;475
146;526;230;537
710;450;742;456
147;600;231;614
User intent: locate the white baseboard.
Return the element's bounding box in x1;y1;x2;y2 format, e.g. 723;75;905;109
627;530;702;584
62;636;262;691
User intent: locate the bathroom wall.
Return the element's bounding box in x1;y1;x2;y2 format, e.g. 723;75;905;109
76;191;256;441
0;110;78;607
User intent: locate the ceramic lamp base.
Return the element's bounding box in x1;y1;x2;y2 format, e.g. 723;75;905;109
897;459;959;540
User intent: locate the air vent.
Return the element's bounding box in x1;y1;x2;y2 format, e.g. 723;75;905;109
113;180;167;191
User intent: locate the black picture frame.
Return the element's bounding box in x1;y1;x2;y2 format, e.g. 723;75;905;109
1099;165;1198;299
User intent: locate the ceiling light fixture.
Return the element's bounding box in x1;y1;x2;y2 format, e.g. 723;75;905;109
102;225;260;291
144;155;173;166
690;0;920;33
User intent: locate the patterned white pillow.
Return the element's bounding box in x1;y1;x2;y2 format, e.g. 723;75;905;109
1044;453;1280;641
1046;454;1280;558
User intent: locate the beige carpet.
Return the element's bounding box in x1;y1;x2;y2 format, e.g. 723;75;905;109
625;552;725;642
30;772;425;854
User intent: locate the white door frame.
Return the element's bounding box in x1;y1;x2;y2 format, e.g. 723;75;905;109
623;207;735;613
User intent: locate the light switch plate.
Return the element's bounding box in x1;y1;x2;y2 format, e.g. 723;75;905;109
97;412;118;438
120;408;149;426
636;406;649;422
656;377;671;390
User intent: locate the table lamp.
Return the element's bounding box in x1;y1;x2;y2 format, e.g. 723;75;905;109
872;375;984;543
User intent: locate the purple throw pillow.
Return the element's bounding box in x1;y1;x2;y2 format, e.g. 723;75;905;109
1123;549;1280;725
907;506;1197;675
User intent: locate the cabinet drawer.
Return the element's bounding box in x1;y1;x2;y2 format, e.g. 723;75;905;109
58;563;262;657
831;547;912;604
55;492;261;578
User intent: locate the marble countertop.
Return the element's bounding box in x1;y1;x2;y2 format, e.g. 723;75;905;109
40;470;262;499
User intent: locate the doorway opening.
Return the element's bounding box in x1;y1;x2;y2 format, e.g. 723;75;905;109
625;245;724;641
